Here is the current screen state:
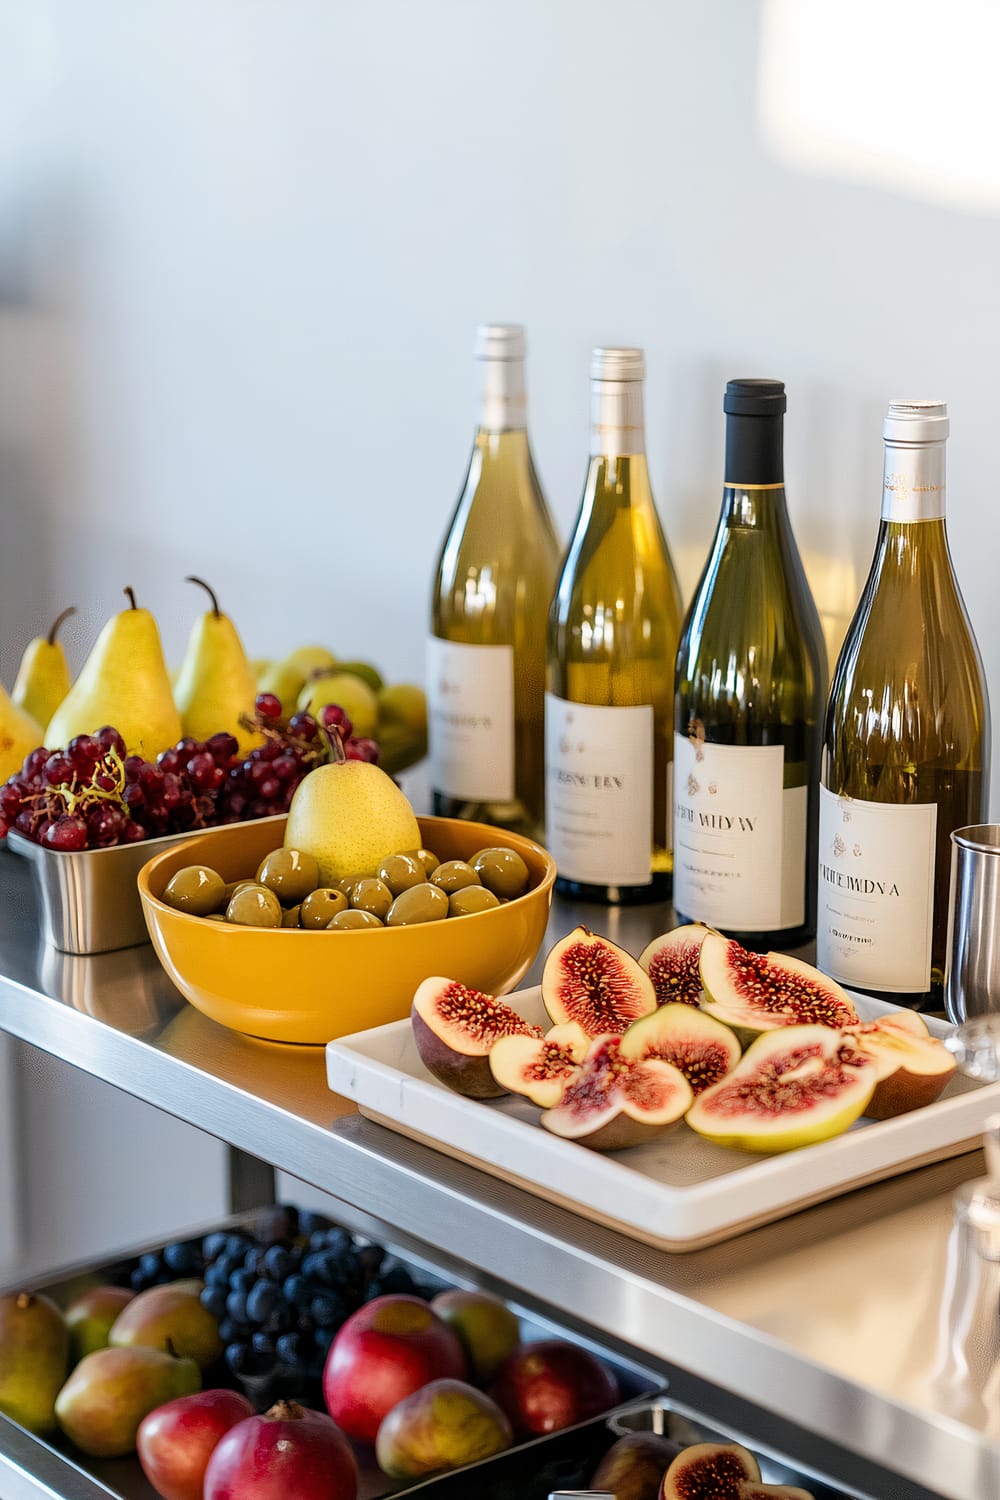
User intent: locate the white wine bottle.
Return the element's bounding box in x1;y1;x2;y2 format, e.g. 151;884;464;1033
546;347;683;903
818;400;990;1011
673;379;826;949
429;324;560;838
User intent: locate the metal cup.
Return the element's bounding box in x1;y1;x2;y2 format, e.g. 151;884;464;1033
945;825;1000;1024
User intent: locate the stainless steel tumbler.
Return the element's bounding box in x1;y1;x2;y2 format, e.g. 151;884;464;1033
945;825;1000;1024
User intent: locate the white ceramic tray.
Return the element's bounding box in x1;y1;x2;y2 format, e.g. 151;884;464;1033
326;988;991;1251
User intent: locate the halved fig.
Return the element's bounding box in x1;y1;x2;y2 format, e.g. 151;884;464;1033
488;1022;591;1108
542;926;656;1037
699;934;858;1040
639;924;712;1007
848;1012;957;1119
685;1024;877;1153
412;977;542;1099
620;1003;741;1095
540;1035;693;1151
659;1440;813;1499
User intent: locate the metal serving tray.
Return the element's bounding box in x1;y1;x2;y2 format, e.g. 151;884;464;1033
6;817;282;955
3;1205;661;1500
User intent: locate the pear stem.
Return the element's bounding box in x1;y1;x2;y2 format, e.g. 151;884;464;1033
123;587;138;610
47;606;77;646
185;575;220;617
15;1293;32;1311
322;724;347;764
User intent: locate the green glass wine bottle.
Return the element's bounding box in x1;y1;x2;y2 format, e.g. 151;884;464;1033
818;400;990;1010
546;348;683;903
428;325;561;839
673;379;827;949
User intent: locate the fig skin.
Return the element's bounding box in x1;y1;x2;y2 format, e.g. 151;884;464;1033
699;935;858;1040
849;1014;956;1118
592;1430;682;1500
542;926;656;1037
411;977;541;1099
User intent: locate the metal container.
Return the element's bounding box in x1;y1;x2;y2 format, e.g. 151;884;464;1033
945;824;1000;1024
7;817;283;956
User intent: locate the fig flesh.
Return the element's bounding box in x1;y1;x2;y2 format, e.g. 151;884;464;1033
620;1003;741;1095
542;926;656;1037
411;978;542;1099
488;1023;591;1108
639;924;712;1007
541;1035;693;1151
685;1025;877;1153
659;1440;813;1499
848;1012;957;1118
699;934;858;1039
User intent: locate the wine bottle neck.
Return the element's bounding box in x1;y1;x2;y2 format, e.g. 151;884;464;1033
589;379;645;459
882;439;946;522
479;356;527;434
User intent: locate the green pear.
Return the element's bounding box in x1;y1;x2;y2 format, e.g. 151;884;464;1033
336;659;384;692
430;1289;520;1383
257;645;338;715
0;685;42;784
377;683;428;773
284;757;420;885
298;671;379;737
173;577;262;755
11;606;76;730
45;588;182;759
55;1344;201;1457
109;1280;222;1368
65;1285;135;1362
0;1291;70;1435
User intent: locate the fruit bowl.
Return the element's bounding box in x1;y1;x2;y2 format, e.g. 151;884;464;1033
137;816;556;1044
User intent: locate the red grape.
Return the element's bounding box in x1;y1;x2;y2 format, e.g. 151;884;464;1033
255;693;282;721
43;816;88;852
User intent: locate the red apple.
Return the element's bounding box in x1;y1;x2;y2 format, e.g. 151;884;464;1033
203;1400;357;1500
322;1293;467;1444
137;1389;254;1500
491;1339;620;1435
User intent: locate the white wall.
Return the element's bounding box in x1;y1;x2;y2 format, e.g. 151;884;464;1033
2;0;999;1271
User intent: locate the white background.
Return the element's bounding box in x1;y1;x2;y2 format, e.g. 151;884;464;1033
1;0;998;1275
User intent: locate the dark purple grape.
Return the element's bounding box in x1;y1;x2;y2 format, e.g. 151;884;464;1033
67;734;101;770
365;1264;418;1299
256;775;280;800
245;1280;279;1326
86;804;124;847
251;1331;276;1358
346;737;379;764
275;1330;310;1368
262;1302;294;1336
123;820;147;843
124;755;145;782
225;1289;249;1324
138;1251;163;1280
217;1316;249;1345
157;748;181;773
130;1267;153;1291
200;1284;228;1321
282;1274;314;1309
96;726;127;757
187;751;223;792
224;1341;255;1376
229;1267;257;1295
43;816;88;852
163;1240;204;1275
320;704;352;739
313;1326;335;1357
207;731;239;764
202;1231;230;1262
44;755;74;786
288;713;318;741
261;1245;296;1282
310;1291;348;1329
22;747;50;777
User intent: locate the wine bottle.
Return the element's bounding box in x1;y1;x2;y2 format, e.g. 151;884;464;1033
673;379;826;949
546;347;683;903
818;399;990;1011
428;324;560;839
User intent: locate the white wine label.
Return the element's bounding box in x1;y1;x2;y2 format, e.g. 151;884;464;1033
816;785;936;993
672;736;805;931
426;637;515;801
545;695;652;886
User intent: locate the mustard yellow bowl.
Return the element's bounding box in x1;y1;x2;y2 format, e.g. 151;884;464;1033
137;815;556;1045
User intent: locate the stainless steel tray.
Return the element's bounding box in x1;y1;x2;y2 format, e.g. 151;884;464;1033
6;817;283;955
3;1205;662;1500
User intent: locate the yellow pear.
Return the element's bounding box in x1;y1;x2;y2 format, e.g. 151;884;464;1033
0;1291;69;1435
298;671;379;738
54;1344;200;1458
258;645;338;715
45;589;182;759
284;757;420;884
0;683;42;783
173;577;262;755
11;606;76;729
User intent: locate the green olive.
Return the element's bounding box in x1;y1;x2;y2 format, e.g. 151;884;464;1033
335;876;359;898
376;852;426;896
300;888;348;929
430;859;481;895
223;878;257;904
448;885;501;917
203;913;227;922
328;908;383;930
256;847;320;904
225;884;283;928
470;846;530;899
349;878;394;921
163;865;226;917
412;847;440;878
385;882;450;926
281;904;302;928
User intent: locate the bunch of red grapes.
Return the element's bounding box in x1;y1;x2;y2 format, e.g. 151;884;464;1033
0;696;378;852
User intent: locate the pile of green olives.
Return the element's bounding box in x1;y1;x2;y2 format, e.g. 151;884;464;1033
160;844;532;930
